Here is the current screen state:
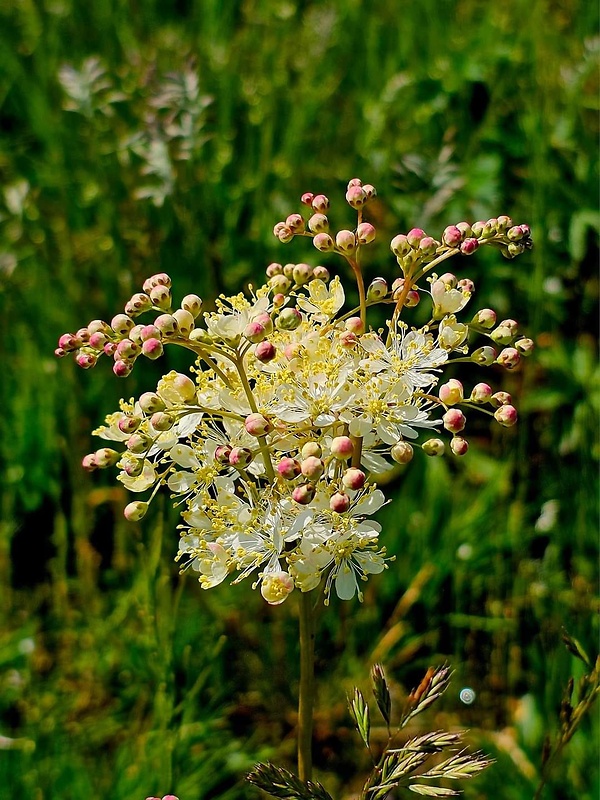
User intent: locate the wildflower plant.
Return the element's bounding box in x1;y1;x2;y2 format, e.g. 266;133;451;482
56;178;533;793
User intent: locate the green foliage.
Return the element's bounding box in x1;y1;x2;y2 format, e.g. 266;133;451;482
0;0;597;798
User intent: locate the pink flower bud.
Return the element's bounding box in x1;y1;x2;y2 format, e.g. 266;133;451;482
266;262;283;277
313;233;334;252
245;413;272;437
277;457;301;480
286;213;305;233
345;316;365;334
82;453;97;472
339;331;357;348
173;309;195;337
124;293;152;316
111;314;134;336
330;492;350;513
127;432;152;453
342;468;366;490
229;447;253;468
312;266;330;281
269;274;292;293
103;342;117;356
335;229;357;253
443;225;463;247
142;338;164;360
76;327;90;342
154;314;179;337
347;177;363;188
330;436;354;460
515;337;535;356
346;185;367;208
253;312;274;334
124;501;148;522
419;236;439;255
470;383;493;403
292;483;316;505
58;333;81;352
362;183;376;198
88;332;107;350
390;234;411;257
471;308;497;328
150;284;172;310
491;391;512;407
139;392;166;414
422;438;445;456
214;445;232;465
138;325;159;342
308;214;329;233
255;340;277;363
456;222;473;238
76;352;98;369
95;447;120;468
490;326;515;346
311;194;330;213
151;412;173;431
366;277;388;301
471;346;497;365
88;319;111;335
507;225;525;241
439;379;464;405
301;192;315;206
116;339;140;359
118;416;141;434
301;441;322;459
471;220;486;237
244;321;267;343
391;441;413;464
276;307;302;331
496;347;521;369
181;294;203;317
458;278;475;294
496;215;513;232
443;408;466;433
450;436;469;456
172;373;197;402
292;263;314;285
356;222;376;244
460;238;479;255
142;273;171;293
261;571;295;605
494;405;518;427
121;454;143;477
407;228;426;248
276;225;294;243
300;456;324;480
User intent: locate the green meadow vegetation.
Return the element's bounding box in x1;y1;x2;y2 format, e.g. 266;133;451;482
0;1;598;798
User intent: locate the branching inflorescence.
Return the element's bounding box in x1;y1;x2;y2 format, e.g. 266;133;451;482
56;178;533;607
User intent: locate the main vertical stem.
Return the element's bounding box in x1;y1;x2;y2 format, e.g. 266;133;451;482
298;590;315;781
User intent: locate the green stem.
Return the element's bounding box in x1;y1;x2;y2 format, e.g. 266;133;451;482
298;590;316;781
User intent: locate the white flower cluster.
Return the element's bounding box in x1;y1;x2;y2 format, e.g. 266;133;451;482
58;179;533;604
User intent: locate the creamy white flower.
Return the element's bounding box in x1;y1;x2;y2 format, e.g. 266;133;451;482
296;276;345;321
431;278;471;316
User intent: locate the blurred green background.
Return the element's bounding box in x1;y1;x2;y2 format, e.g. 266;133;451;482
0;1;598;798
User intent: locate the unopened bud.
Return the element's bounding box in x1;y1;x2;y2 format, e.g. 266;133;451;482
422;438;445;456
443;225;463;247
286;213;305;234
356;222;376;245
439;379;464;405
342;468;366;490
149;284;172;310
419;236;439;256
292;483;316;505
391;441;413;464
82;453;97;472
313;233;334;252
471;346;497;365
214;445;232;465
278;457;301;480
460;238;479;255
118;416;141;434
470;383;493;403
308;214;329;233
111;314;134;336
312;266;330;282
276;225;294;243
245;413;272;437
443;408;466;433
311;194;330;213
150;412;173;431
515;337;534;356
76;352;98;369
125;293;153;317
330;492;350;513
300;456;324;480
154;314;179;337
58;333;81;352
181;294;203;317
244;321;267;343
283;263;295;279
390;234;411;258
255;340;277;363
407;228;426;248
345;317;365;334
88;319;111;336
95;448;119;468
127;432;153;454
301;192;315;206
292;263;314;285
301;442;322;459
491;391;512;408
229;447;253;469
494;405;518;427
496;347;521;369
362;183;376;198
366;277;388;301
346;185;367;209
113;359;133;377
277;307;302;331
139;392;165;414
335;229;357;253
116;339;140;359
189;328;213;345
330;436;354;460
471;308;497;328
173;309;195;337
450;436;469;456
269;274;292;293
124;501;148;522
